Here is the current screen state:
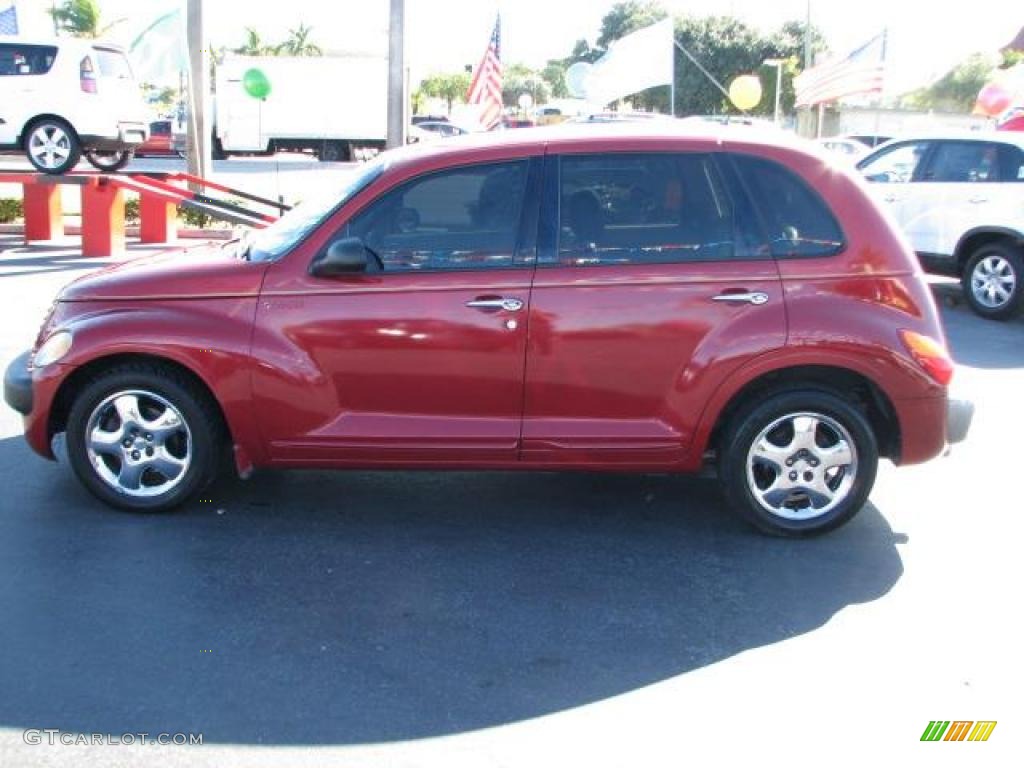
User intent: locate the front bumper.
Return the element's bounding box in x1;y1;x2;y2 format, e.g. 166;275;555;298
3;350;32;416
947;398;974;445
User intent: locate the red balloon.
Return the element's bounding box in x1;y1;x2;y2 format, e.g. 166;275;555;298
975;83;1013;116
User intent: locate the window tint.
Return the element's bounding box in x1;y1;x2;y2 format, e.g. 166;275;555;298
732;154;845;258
999;144;1024;182
859;141;930;183
555;153;736;266
347;161;529;272
924;141;1002;182
0;44;58;76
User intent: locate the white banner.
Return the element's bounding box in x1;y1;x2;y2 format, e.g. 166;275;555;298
584;18;674;106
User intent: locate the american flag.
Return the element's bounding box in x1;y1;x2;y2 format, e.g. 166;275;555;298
795;32;886;107
0;3;19;36
467;15;503;129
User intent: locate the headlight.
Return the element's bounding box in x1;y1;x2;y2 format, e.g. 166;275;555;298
33;331;73;368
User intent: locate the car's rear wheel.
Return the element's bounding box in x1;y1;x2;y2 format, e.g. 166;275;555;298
962;243;1024;320
66;363;223;512
719;390;878;536
24;118;81;174
84;149;134;172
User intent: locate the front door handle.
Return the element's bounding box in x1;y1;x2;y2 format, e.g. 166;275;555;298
712;291;769;306
883;195;902;203
968;196;988;204
466;297;524;312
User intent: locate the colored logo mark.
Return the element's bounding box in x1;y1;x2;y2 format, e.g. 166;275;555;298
921;721;997;742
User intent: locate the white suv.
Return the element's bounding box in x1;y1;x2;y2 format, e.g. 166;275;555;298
858;133;1024;320
0;38;149;174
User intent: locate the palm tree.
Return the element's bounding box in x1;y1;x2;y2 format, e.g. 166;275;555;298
49;0;124;39
278;24;323;57
234;27;275;56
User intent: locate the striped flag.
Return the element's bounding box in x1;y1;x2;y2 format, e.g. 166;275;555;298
0;2;19;36
795;32;886;107
466;15;503;129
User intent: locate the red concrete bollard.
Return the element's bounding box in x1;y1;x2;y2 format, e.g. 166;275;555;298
22;183;63;241
81;179;126;257
139;193;178;244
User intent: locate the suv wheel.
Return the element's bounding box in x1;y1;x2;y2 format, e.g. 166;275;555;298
25;118;81;174
66;363;223;512
962;243;1024;320
719;390;878;536
84;149;135;172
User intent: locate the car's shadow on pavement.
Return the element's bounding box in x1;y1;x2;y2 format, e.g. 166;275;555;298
0;435;904;745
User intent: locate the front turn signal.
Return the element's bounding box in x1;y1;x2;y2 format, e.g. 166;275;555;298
899;330;954;386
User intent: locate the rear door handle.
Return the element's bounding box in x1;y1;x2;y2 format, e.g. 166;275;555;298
712;291;769;306
465;297;524;312
883;195;902;203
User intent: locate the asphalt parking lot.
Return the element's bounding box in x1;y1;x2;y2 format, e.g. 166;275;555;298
0;239;1021;766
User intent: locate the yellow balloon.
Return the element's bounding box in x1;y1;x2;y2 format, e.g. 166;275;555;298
729;75;763;111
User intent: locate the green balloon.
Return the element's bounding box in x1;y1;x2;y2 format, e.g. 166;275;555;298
242;68;271;100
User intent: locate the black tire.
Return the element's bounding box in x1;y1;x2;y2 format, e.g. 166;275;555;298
961;242;1024;321
84;148;134;172
23;117;81;174
65;362;224;512
718;389;878;537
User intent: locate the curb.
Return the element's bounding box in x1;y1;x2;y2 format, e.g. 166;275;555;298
0;223;236;240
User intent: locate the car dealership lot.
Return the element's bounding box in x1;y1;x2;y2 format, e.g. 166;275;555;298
0;240;1021;766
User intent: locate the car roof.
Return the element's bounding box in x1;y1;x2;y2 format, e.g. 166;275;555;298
384;120;815;170
0;37;125;52
870;131;1024;150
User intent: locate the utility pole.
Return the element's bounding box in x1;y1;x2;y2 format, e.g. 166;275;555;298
186;0;211;185
387;0;406;149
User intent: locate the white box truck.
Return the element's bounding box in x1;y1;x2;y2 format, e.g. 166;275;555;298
214;53;387;161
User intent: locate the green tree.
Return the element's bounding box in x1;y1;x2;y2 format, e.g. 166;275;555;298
902;53;996;112
234;27;276;56
417;72;472;112
502;63;549;107
596;1;668;50
541;62;569;99
49;0;124;38
278;23;323;56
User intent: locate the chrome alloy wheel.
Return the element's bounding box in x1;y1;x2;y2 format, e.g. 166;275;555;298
745;412;858;520
84;390;192;498
970;254;1016;309
28;123;73;171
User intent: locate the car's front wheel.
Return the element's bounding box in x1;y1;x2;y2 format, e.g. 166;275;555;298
962;243;1024;320
24;118;81;174
718;390;878;536
66;363;223;512
84;148;134;172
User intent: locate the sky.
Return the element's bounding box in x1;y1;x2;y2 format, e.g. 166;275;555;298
8;0;1022;95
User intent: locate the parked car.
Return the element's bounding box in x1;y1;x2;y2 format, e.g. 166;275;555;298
407;121;468;143
846;134;892;148
4;125;971;536
857;133;1024;319
816;137;869;162
0;38;149;173
137;119;183;157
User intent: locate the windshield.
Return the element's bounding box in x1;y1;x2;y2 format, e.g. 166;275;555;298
248;157;388;262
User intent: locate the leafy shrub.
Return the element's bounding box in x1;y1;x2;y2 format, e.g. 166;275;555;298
0;198;23;224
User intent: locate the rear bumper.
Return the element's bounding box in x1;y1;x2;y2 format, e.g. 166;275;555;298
947;398;974;444
80;122;148;151
3;351;32;415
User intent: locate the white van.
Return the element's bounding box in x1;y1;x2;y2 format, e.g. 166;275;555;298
0;38;149;174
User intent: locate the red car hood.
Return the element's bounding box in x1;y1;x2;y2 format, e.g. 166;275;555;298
59;242;268;302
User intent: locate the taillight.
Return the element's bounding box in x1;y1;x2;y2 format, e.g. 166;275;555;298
900;330;954;386
80;56;97;93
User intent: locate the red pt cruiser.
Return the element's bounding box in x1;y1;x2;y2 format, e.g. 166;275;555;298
4;126;973;535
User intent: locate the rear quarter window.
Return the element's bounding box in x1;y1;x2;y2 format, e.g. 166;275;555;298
731;153;846;258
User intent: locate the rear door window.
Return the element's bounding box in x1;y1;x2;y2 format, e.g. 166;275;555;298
0;44;58;76
553;152;738;266
921;141;1003;182
731;154;845;259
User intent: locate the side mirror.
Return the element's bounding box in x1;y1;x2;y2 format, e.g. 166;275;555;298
310;237;370;277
